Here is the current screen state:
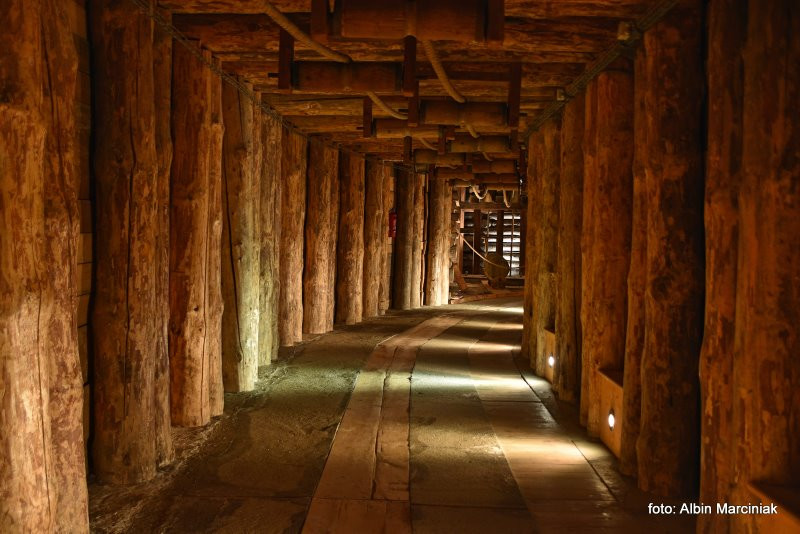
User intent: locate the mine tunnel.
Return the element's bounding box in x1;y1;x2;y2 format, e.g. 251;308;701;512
1;0;798;532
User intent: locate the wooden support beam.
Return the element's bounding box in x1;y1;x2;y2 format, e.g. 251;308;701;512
221;81;259;393
1;1;88;529
487;0;505;44
697;0;745;527
438;126;447;154
310;0;329;42
584;65;633;437
530;118;561;376
336;153;366;324
426;178;452;305
304;142;340;334
403;35;417;96
90;0;171;484
403;135;413;164
363;96;373;137
449;135;511;153
408;81;420;127
414;149;464;166
471;159;516;174
258;113;282;364
393;170;414;310
279;129;308;345
374;119;439;139
293;61;401;94
278;28;294;91
637;0;705;497
508;62;522;128
620;46;647;477
334;0;499;43
378;170;395;314
421;100;507;128
553;94;584;405
169;47;225;427
410;173;426;307
364;160;387;318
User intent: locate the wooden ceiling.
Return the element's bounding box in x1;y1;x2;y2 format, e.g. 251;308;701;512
159;0;651;162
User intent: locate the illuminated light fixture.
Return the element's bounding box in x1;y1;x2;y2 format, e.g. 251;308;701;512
607;409;616;431
547;355;555;368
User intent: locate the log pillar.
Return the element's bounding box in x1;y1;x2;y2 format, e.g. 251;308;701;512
636;0;705;496
304;142;340;333
392;170;415;310
696;1;744;529
0;0;88;529
425;177;452;306
221;82;260;391
258;112;282;364
153;2;175;469
363;160;387;317
410;174;426;308
521;147;538;366
279;129;308;345
579;79;598;426
728;1;800;528
379;172;395;314
585;64;634;436
554;96;583;403
90;0;174;482
530;119;561;376
620;46;648;477
336;152;366;324
169;45;225;427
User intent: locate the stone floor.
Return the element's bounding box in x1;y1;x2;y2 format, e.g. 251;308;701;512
90;298;695;533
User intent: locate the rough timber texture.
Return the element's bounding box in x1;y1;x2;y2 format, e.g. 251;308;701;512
585;66;633;437
636;0;705;497
531;119;560;377
153;3;175;469
304;142;339;334
393;170;414;310
521;140;538;367
696;2;744;530
169;46;225;427
0;0;88;530
379;173;395;314
620;46;648;478
579;79;598;427
90;0;173;483
335;152;366;325
410;174;426;308
363;160;387;318
727;3;800;531
258;112;282;364
425;177;452;306
221;82;260;392
279;129;308;345
553;96;583;403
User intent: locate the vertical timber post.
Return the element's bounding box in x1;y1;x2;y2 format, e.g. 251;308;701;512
169;46;225;427
363;159;387;318
637;0;705;497
336;152;366;324
279;129;308;345
304;142;340;334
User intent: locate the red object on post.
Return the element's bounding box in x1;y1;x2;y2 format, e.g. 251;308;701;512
388;210;397;238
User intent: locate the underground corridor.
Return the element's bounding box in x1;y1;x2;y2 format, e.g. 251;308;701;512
2;0;798;533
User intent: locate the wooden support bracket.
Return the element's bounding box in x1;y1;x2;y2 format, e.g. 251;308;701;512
507;63;522;128
363;97;373;137
278;29;295;92
438;126;447;155
403;36;417;96
487;0;505;45
408;80;420;127
311;0;330;42
403;136;413;164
